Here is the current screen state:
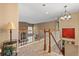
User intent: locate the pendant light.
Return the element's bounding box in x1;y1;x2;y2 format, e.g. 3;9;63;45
60;5;72;20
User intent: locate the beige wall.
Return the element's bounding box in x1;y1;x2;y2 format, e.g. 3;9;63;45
59;12;79;55
19;22;28;32
65;44;78;56
34;20;57;33
59;12;79;45
0;4;19;44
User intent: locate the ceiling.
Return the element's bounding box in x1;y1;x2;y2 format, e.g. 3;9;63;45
19;3;79;24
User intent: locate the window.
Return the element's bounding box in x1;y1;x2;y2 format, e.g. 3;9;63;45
27;26;33;43
28;26;32;30
28;26;32;34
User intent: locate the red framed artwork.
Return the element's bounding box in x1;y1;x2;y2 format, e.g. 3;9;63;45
62;28;75;39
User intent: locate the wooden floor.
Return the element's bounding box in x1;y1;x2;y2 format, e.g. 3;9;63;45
18;39;63;56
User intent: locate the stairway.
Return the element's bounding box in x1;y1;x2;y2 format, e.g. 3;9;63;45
44;30;63;55
51;31;62;54
17;30;63;56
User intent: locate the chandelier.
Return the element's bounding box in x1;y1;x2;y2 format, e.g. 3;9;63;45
60;5;72;20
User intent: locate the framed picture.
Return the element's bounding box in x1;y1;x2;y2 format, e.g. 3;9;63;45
62;28;75;39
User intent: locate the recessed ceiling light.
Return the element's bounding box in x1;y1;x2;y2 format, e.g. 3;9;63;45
45;12;48;14
42;4;46;6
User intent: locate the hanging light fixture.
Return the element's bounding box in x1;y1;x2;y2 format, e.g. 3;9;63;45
60;5;72;20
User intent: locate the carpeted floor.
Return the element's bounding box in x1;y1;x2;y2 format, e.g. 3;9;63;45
18;39;63;56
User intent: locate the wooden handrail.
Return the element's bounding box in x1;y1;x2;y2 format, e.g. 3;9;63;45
44;29;63;55
44;29;46;50
48;29;51;53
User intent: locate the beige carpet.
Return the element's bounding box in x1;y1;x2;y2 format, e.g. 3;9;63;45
18;39;63;56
